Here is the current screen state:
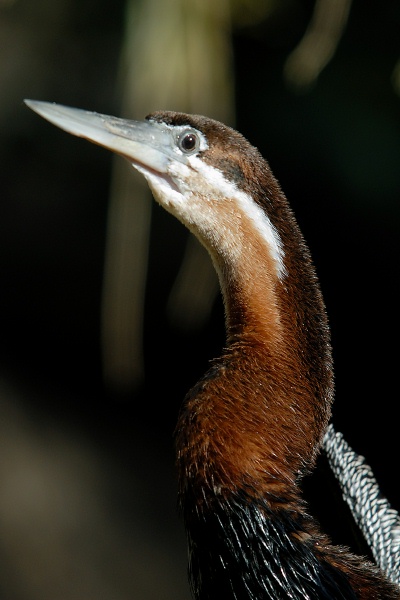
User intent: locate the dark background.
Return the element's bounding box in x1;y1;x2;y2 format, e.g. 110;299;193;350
1;0;399;598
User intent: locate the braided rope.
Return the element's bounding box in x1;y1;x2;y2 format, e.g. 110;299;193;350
323;424;400;586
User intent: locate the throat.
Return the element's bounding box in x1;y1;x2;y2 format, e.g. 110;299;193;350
217;237;285;345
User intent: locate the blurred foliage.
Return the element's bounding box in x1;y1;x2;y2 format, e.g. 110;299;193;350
101;0;233;392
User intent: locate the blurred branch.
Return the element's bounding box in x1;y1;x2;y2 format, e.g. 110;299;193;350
101;0;234;392
101;163;151;393
284;0;352;92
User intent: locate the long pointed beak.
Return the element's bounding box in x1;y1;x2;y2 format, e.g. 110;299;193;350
24;100;174;174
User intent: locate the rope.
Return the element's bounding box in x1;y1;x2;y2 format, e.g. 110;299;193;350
323;423;400;586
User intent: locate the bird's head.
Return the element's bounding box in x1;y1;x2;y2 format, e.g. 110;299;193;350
24;101;286;285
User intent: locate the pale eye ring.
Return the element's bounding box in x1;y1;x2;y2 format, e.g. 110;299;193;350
177;129;200;154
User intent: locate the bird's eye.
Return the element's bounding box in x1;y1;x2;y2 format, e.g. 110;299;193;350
177;130;200;154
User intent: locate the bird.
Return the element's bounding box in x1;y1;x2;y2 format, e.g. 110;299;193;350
25;99;400;599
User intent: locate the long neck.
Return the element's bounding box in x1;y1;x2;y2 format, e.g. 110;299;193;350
176;196;333;495
174;195;400;599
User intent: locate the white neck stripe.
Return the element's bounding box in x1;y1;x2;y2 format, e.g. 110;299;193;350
193;159;286;279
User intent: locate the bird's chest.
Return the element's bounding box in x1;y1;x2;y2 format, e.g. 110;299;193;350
175;350;303;500
176;372;270;496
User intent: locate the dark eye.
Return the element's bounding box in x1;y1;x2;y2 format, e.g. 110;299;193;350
178;130;200;154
